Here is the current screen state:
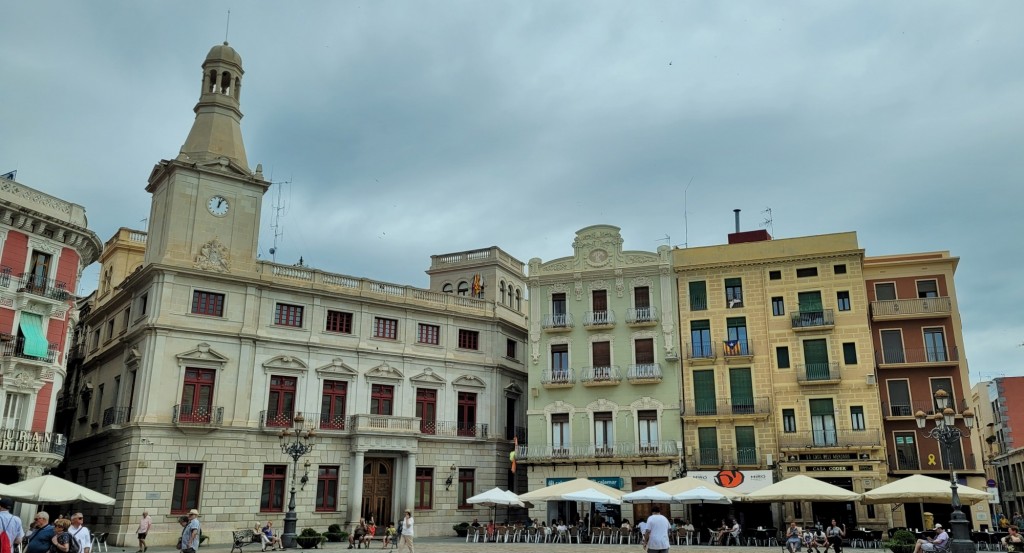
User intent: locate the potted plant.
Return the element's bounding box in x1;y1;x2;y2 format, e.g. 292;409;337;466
884;529;917;553
295;528;324;549
453;522;470;537
323;524;345;543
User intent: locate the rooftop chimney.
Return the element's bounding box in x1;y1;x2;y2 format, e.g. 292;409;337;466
728;208;772;244
734;209;741;233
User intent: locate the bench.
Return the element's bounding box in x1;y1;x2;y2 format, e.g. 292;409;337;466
231;530;262;553
356;533;397;549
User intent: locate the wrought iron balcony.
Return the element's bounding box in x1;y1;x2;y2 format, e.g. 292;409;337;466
516;440;678;461
689;297;708;311
0;267;10;288
778;429;881;449
540;368;575;388
542;313;574;330
626;307;659;325
16;273;70;301
583;310;616;328
875;346;960;366
0;429;66;457
627;363;663;383
791;309;835;330
693;447;730;468
1;337;57;363
682;397;772;417
722;339;754;358
871;297;952;320
260;409;295;428
796;362;841;384
883;399;970;418
101;407;131;427
686;341;716;362
316;412;349;431
505;425;527;442
173;404;224;426
890;451;921;471
736;447;759;466
580;366;622;386
419;420;489;438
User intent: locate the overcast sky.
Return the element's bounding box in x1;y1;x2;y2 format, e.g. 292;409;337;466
3;2;1021;383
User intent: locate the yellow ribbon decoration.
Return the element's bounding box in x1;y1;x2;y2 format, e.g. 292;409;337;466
927;454;937;466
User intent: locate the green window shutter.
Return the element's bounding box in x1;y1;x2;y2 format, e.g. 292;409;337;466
735;426;756;464
692;370;717;415
688;281;707;310
18;313;49;357
776;346;791;369
802;339;829;379
698;427;719;465
809;398;834;416
729;368;754;413
725;278;741;288
798;291;823;312
690;320;710;331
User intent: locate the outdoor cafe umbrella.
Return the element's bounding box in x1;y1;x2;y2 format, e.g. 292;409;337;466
563;487;623;505
673;486;733;505
622;486;675;503
0;482;35;502
861;474;989;505
467;487;525;523
520;477;625;503
743;475;862;502
5;474;115;505
654;476;744;500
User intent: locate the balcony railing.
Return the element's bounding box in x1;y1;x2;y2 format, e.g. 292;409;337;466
580;366;622;386
875;346;960;366
723;339;753;358
16;273;70;301
686;341;716;362
695;447;729;467
1;337;58;363
890;451;921;471
419;420;489;438
348;414;420;433
626;307;659;324
260;410;295;428
778;429;881;449
682;397;772;417
583;310;615;327
540;368;575;387
542;313;574;330
505;425;527;442
318;412;348;430
173;404;224;426
517;440;678;461
689;297;708;311
627;363;663;383
796;362;841;383
871;297;952;319
101;407;131;427
0;267;11;288
0;429;66;457
791;309;835;329
737;447;759;466
883;399;970;418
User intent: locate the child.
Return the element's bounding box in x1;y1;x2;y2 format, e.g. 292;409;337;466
381;523;396;549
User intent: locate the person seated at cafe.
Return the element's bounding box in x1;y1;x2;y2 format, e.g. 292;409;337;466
913;524;949;553
1003;526;1024;552
347;518;366;549
809;528;829;553
621;519;632;532
486;520;496;542
470;518;481;528
729;519;741;545
717;519;732;544
786;521;803;553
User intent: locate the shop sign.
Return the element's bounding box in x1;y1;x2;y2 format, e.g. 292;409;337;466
807;465;853;472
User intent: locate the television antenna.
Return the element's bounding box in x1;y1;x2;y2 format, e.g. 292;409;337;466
760;207;775;236
267;177;292;263
682;176;694;248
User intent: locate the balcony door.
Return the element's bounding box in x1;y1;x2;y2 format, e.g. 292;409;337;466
416;388;436;434
809;398;837;446
880;329;905;363
267;375;296;427
894;431;919;470
28;251;51;291
886;379;911;417
802;339;830;380
181;368;215;423
592;290;608;323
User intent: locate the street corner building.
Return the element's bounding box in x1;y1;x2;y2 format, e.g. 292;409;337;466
55;42;528;545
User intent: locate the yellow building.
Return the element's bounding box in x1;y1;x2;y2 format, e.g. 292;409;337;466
675;229;887;529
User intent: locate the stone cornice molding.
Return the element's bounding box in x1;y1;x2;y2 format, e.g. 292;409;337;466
175;342;229;369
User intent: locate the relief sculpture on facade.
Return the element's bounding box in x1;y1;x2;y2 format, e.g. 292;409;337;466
194;239;231;273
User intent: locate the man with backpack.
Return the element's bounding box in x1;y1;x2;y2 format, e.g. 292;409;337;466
0;498;25;553
68;514;90;553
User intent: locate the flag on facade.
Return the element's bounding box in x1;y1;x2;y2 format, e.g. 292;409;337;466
472;274;484;297
724;340;741;355
510;436;518;473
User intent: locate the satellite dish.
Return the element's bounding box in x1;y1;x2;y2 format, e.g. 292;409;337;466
269;247;276;255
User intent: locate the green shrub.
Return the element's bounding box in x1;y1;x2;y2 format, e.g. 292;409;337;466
327;524;342;534
300;528;321;538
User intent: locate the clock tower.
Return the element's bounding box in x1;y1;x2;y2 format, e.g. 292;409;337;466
144;42;269;274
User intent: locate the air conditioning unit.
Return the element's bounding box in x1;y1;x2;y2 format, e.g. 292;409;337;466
866;374;877;385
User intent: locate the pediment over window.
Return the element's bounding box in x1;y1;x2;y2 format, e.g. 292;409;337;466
175;343;229;368
543;400;574;415
504;382;524;396
125;345;142;368
410;368;446;385
365;361;403;380
452;375;486;389
630;396;664;411
315;358;358;377
587;398;619;412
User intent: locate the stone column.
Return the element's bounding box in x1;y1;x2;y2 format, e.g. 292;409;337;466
15;466;46;525
348;451;364;525
405;453;417;513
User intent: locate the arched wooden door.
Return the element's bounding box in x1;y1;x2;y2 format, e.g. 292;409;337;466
361;458;393;525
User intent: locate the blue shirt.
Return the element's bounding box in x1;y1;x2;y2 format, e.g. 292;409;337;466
26;524;54;553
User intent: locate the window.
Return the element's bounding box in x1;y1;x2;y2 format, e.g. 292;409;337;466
457;329;479;350
690;320;712;357
692;370;716;415
634;338;654;365
887;380;912;417
802;339;830;380
417;323;440;345
551;344;568;372
725;278;743;308
551;292;567;325
92;329;100;349
139;293;148;315
457;392;477;436
924;328;948;362
123;307;131;329
274;303;303;327
776;346;790;369
591;289;609;324
689;281;707;311
27;251;51;292
416;388;437;434
506;338;517;360
551;413;569;452
260;465;287;511
191;291;225;316
457;281;469;296
266;375;297;427
315;466;339;511
837;291;851;311
320;380;347;430
370;384;394;415
373;317;398;339
874;282;897;301
415;467;433;510
850;406;866;431
769;270;782;280
499;281;506;304
726;317;748;355
917;279;939;298
2;393;25;429
592;341;611;375
442;283;453;294
772;296;785;316
796;267;818;278
809;398;837;446
638;410;659;451
634;286;651;309
729;368;754;414
325;310;353;334
594;412;613;452
894;431;919;470
930;378;954;411
180;368;215;423
736;426;756;464
698;427;718;465
842;342;858;365
515;289;521;311
457;468;475;508
782;409;797;433
171;463;202;514
106;319;115;341
880;329;905;363
834;264;847;275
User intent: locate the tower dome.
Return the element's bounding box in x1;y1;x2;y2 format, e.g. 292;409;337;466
178;41;249;170
205;41;243;67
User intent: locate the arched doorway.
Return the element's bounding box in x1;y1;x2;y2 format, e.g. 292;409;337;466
362;458;393;525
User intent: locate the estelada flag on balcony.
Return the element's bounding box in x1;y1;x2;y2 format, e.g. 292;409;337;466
724;340;741;356
510;436;518;473
472;274;484;297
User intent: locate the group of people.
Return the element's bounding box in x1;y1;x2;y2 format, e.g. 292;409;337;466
2;500;95;553
347;511;413;552
785;518;849;553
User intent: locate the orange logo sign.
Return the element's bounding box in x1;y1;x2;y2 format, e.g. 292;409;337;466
714;470;744;488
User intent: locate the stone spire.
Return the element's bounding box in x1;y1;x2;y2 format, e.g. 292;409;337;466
177;42;249;171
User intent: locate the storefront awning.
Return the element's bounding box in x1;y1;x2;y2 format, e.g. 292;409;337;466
18;313;49;357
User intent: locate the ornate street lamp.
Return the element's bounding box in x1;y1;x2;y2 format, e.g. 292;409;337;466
916;389;975;553
279;413;316;548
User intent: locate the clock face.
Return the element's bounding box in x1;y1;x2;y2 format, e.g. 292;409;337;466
207;195;229;217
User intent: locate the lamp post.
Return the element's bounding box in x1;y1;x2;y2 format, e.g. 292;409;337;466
915;389;975;553
279;412;316;549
